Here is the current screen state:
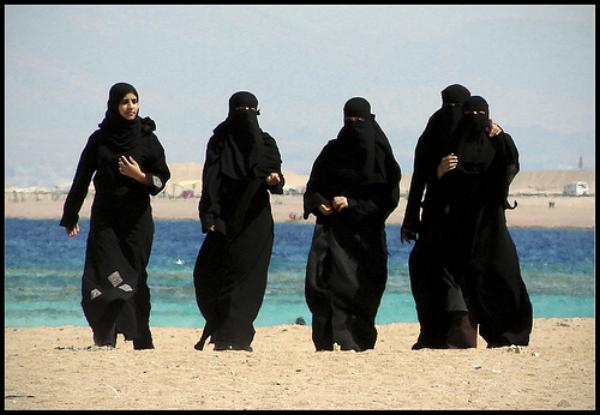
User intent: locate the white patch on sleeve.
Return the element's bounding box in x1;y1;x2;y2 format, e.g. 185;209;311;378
119;284;133;292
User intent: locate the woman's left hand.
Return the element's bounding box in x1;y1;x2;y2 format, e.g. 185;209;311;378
265;172;281;187
118;155;145;182
332;196;349;212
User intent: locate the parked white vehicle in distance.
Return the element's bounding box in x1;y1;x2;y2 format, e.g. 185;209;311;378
563;181;589;196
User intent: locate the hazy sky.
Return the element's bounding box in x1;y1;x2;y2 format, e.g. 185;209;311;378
5;4;595;187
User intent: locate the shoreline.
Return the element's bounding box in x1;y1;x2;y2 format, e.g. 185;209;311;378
4;318;595;410
4;193;596;229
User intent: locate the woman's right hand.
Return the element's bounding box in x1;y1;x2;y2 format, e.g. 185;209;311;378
437;153;458;178
65;224;80;237
265;172;281;187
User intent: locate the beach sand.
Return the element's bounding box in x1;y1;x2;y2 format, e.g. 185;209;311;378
4;318;595;410
3;193;596;229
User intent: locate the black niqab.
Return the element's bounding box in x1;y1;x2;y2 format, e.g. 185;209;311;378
313;97;396;197
451;96;496;175
441;84;471;106
214;91;265;180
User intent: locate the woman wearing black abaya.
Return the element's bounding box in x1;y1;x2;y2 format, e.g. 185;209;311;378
401;84;471;242
304;97;401;352
193;91;285;352
401;84;471;349
402;85;505;349
438;95;533;348
61;82;171;349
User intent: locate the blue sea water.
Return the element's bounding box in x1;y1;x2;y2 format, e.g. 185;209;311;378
4;218;595;328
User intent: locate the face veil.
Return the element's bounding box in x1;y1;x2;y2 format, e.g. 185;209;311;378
217;91;265;180
327;97;398;188
452;95;496;175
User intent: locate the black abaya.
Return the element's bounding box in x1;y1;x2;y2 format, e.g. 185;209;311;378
441;96;533;347
403;84;471;349
61;100;170;348
193;93;284;351
304;98;401;351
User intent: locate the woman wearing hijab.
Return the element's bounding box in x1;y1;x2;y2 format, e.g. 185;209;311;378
303;97;401;352
437;95;533;348
193;91;285;352
60;82;171;349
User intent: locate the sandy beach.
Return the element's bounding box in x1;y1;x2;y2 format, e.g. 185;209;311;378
3;318;595;410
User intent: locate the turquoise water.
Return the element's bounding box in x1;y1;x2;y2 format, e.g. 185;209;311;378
4;219;595;328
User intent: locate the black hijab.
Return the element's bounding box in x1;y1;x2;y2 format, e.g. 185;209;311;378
451;95;496;175
431;84;472;142
98;82;156;152
441;84;471;107
212;91;266;180
325;97;396;188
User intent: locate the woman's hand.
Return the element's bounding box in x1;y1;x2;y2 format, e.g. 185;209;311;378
319;203;334;215
437;153;458;178
65;224;80;237
332;196;349;212
118;155;147;183
487;120;503;137
265;172;281;187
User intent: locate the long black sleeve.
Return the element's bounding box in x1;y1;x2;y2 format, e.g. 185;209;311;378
60;133;99;229
199;135;224;233
303;149;331;219
497;132;520;209
144;134;171;196
262;133;285;195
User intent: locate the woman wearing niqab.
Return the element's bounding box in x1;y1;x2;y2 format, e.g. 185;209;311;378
401;84;471;349
193;91;285;352
402;84;471;241
439;95;533;348
60;82;171;349
303;97;401;351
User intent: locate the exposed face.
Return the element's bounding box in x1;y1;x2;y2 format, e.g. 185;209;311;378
118;92;139;120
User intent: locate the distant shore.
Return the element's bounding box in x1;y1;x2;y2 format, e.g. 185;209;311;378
4;193;595;228
5;167;595;228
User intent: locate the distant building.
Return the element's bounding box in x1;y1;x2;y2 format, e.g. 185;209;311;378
563;181;589;196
